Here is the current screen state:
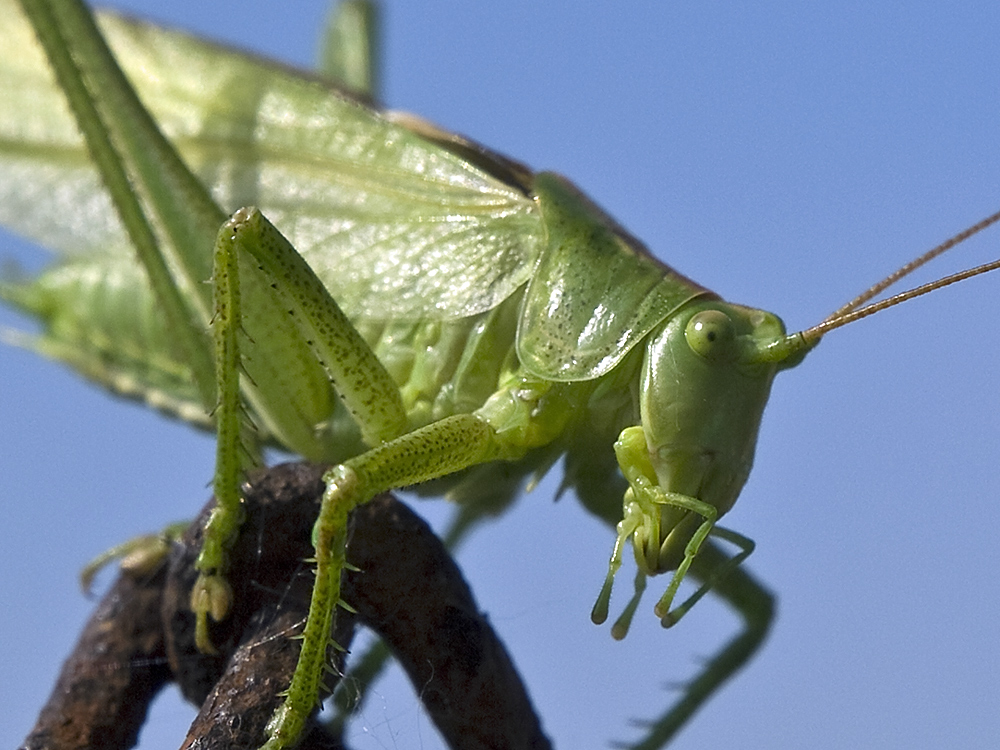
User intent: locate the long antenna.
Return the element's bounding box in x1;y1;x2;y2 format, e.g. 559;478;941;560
798;209;1000;344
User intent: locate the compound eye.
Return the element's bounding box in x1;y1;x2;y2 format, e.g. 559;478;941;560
685;309;736;361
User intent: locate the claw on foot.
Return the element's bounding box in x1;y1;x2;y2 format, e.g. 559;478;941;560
191;573;234;654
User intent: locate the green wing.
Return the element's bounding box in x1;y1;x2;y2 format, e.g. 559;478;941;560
0;3;543;322
0;2;711;405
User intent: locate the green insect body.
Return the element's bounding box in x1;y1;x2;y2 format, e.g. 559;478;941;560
4;2;998;749
1;1;797;590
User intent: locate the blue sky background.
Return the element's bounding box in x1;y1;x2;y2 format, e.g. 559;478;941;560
2;2;1000;749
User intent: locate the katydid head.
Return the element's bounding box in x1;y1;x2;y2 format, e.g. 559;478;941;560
597;208;1000;639
639;301;801;528
630;300;812;574
592;297;811;636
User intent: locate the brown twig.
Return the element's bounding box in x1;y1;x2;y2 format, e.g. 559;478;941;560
21;462;551;750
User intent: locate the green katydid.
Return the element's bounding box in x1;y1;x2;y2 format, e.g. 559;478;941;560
3;2;1000;749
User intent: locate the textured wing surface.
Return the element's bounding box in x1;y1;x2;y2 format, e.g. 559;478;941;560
0;4;543;321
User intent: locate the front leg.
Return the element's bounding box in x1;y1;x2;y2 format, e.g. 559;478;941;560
592;426;771;750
